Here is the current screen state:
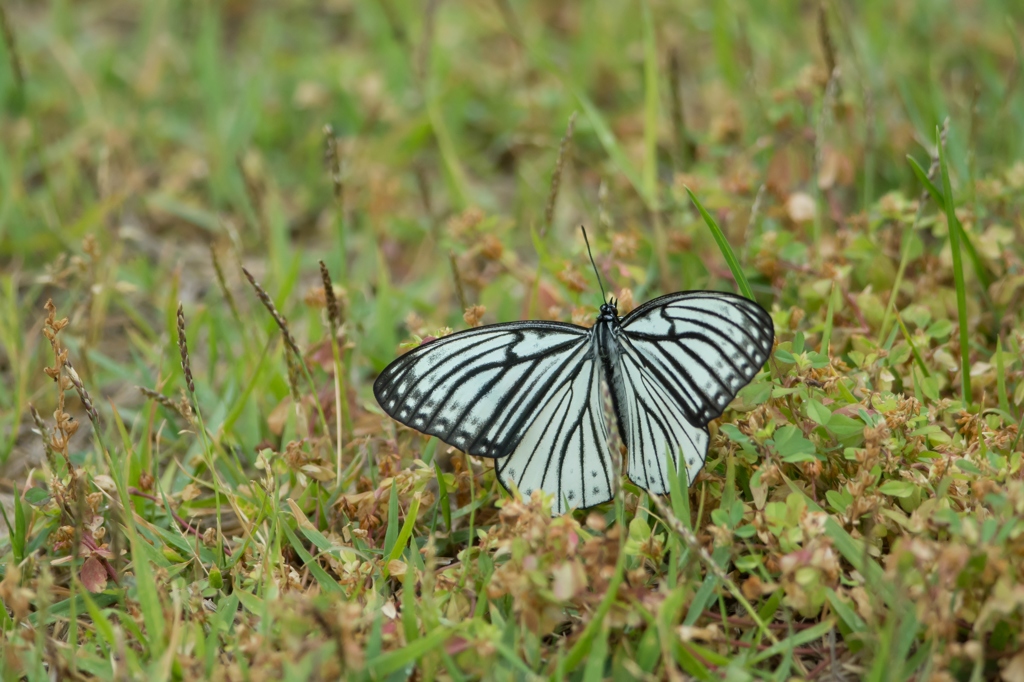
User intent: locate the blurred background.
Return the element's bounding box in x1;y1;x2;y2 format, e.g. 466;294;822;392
2;0;1023;495
3;0;1024;486
4;1;1024;677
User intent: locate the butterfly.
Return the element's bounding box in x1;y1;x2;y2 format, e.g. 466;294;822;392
373;243;774;515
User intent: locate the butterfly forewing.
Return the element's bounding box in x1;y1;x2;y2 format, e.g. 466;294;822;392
617;292;774;426
495;348;616;515
373;322;589;458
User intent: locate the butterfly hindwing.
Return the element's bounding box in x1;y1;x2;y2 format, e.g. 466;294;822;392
373;321;589;459
610;339;710;494
494;349;616;515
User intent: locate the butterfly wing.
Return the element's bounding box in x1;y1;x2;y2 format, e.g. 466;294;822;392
373;321;589;459
613;291;774;493
494;347;616;515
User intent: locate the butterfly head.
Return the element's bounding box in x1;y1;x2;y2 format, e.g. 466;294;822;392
598;299;619;324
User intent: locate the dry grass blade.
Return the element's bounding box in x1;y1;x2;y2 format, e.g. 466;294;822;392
817;1;837;88
448;250;469;312
28;403;59;470
323;125;344;203
668;48;692;167
319;260;342;333
241;267;302;359
542;111;577;237
210;243;243;327
176;303;195;395
136;386;194;425
0;2;24;90
63;360;98;426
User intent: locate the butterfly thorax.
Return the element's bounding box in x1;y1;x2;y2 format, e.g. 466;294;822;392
594;301;621;360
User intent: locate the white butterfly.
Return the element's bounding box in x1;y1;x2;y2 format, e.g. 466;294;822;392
373;289;773;515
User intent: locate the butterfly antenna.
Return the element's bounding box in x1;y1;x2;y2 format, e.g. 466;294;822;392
581;226;608;304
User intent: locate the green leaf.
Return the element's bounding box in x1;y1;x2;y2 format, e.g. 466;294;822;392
825;489;851;514
774;348;795;364
827;414;864;440
805;399;832;426
734;524;756;539
772;425;816;460
925;319;953;339
738;380;772;406
878;481;917;498
23;487;50;506
955;459;982;475
720;424;756;455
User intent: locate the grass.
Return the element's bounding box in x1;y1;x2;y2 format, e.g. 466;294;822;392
2;0;1024;679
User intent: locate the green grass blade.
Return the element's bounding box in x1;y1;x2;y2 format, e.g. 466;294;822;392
895;311;930;379
281;521;343;595
426;83;471;208
825;587;867;634
749;619;834;664
821;282;837;355
108;405;165;651
996;337;1010;417
383;480;401;558
936;126;972;403
641;0;660;205
568;83;651;207
581;623;610;682
685;187;754;300
906;154;942;200
908;153;993;292
366;625;451;677
401;564;419;644
387;494;422;565
434;460;452;530
1;482;25;564
558;529;627;674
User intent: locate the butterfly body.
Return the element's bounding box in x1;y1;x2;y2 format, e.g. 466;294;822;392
374;291;773;514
